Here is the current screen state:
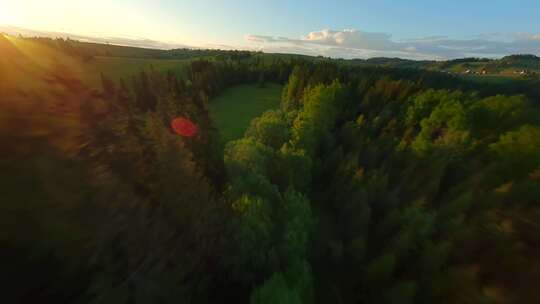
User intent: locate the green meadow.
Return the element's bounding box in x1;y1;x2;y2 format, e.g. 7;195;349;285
464;74;523;85
210;83;283;143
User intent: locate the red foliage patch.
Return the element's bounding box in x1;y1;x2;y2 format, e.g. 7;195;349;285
171;117;198;137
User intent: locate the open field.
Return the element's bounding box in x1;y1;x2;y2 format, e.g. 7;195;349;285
83;56;189;87
463;74;526;85
0;35;189;89
210;83;283;143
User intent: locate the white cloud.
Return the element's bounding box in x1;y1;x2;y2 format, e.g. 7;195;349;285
246;28;540;60
514;32;540;41
302;29;394;50
404;46;417;52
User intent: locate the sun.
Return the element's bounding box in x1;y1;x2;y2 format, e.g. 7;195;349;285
0;1;26;28
0;10;7;25
0;2;15;26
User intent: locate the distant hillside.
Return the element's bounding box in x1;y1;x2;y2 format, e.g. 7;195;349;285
11;35;256;60
431;55;540;76
342;55;540;77
344;57;432;69
4;33;540;89
498;54;540;69
4;32;540;76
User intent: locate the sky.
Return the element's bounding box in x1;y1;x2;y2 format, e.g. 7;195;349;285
0;0;539;60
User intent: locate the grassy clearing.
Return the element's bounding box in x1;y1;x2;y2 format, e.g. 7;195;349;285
210;83;283;143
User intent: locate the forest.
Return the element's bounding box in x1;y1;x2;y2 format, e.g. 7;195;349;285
2;35;540;304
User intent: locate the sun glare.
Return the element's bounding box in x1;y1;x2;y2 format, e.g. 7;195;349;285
0;6;10;25
0;1;22;27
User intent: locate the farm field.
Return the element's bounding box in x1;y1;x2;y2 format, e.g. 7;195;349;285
0;35;188;89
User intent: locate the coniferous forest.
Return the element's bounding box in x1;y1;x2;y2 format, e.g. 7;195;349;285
2;35;540;304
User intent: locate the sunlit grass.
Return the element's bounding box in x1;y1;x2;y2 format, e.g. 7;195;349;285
210;84;283;143
0;35;85;91
0;35;188;90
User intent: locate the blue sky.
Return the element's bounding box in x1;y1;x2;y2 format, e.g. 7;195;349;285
1;0;539;59
181;0;539;42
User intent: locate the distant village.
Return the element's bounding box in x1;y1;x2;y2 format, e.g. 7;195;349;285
441;69;536;77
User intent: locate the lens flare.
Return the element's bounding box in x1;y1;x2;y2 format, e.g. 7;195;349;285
171;117;198;137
